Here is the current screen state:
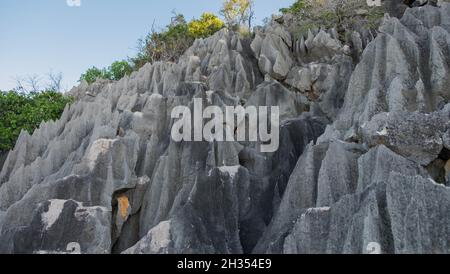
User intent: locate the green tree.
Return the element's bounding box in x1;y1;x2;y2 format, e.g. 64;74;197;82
131;13;194;69
280;0;307;14
0;90;73;152
79;67;106;84
80;60;132;84
109;61;133;81
188;13;225;38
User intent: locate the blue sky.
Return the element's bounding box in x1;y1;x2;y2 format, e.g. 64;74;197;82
0;0;294;91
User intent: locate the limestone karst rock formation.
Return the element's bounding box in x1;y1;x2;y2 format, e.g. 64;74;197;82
0;3;450;254
0;152;6;174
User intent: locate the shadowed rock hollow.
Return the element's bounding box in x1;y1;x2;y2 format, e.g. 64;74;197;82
0;3;449;254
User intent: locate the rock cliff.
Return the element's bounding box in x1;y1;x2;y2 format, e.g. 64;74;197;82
0;3;449;254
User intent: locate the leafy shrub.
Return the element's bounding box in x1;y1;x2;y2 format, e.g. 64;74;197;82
109;61;133;81
80;60;133;84
279;0;306;15
188;13;225;38
132;12;225;70
131;14;193;70
79;67;107;84
80;12;222;82
0;90;73;152
280;0;384;39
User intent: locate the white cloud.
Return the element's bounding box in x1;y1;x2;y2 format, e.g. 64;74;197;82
66;0;81;7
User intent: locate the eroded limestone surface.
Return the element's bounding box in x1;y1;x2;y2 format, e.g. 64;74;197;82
1;4;450;254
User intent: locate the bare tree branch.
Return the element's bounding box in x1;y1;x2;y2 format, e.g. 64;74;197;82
13;76;27;93
47;71;63;92
25;74;41;93
248;0;255;31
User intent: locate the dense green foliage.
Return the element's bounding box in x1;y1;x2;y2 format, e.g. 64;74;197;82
0;90;73;151
109;61;134;80
80;60;133;84
79;67;106;84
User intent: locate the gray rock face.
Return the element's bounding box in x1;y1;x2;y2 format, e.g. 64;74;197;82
276;145;434;254
254;22;362;122
0;151;6;173
383;0;409;18
0;26;327;254
1;4;450;254
361;111;446;165
255;4;450;254
253;140;367;253
444;129;450;150
251;23;294;80
335;4;450;135
387;173;450;253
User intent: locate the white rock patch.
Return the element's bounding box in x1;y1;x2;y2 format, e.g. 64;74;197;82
85;139;116;170
148;220;172;253
41;199;67;230
218;165;240;180
305;207;331;214
206;90;215;104
124;220;172;254
376;127;388;136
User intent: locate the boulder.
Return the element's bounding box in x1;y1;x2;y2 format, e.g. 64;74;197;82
362;111;445;165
